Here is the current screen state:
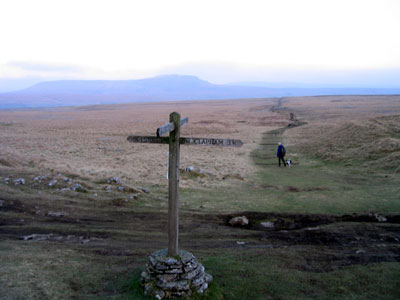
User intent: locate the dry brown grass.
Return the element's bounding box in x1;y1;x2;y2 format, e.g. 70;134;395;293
0;98;287;187
283;95;400;171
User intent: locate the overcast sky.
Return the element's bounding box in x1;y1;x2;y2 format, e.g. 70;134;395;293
1;0;399;86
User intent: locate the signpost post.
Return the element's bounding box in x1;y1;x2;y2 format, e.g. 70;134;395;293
127;112;242;256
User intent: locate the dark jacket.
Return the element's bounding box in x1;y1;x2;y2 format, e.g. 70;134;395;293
277;145;286;157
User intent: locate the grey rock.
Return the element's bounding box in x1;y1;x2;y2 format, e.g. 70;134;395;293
229;215;249;226
183;261;198;272
204;273;213;283
0;200;4;207
60;188;71;192
156;280;190;291
21;234;53;241
197;282;208;294
13;178;25;185
117;186;125;191
64;178;72;184
155;264;170;271
143;282;154;296
71;183;83;191
260;221;275;228
105;185;112;191
154;289;165;300
48;179;57;187
141;271;152;283
47;211;69;217
149;255;158;266
141;187;150;193
34;175;47;181
156;274;178;283
192;273;205;288
107;176;121;184
164;268;183;274
178;249;195;264
374;213;387;222
171;290;192;298
181;268;198;280
129;194;138;200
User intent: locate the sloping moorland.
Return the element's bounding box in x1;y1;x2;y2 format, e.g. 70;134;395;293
0;96;399;300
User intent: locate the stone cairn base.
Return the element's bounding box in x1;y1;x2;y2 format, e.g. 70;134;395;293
141;248;213;299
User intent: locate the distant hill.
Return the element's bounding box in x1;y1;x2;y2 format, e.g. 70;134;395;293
1;74;400;109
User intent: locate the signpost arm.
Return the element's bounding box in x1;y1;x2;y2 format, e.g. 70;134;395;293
168;112;180;256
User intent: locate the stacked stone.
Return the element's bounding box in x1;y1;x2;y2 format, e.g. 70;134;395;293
141;248;213;299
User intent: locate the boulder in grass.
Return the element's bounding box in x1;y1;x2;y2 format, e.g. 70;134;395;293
107;177;121;184
229;216;249;226
13;178;25;185
48;179;57;187
260;221;275;228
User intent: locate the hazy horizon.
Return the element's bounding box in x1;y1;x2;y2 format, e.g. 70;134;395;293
1;65;400;94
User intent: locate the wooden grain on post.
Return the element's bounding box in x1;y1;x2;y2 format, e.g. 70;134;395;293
168;112;180;257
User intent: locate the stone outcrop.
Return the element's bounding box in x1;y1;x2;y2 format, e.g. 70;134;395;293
229;216;249;226
141;249;213;299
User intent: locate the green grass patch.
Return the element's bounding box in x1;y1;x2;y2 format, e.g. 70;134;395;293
201;250;400;300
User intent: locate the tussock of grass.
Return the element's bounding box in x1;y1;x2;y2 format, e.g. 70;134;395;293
296;115;400;171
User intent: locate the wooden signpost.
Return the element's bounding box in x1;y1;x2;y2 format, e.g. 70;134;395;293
127;112;243;256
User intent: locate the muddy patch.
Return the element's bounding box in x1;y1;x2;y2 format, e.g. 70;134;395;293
225;212;400;271
225;211;400;231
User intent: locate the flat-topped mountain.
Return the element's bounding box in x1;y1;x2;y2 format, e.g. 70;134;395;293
1;75;400;109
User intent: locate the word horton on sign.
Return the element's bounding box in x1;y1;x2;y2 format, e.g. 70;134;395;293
127;112;243;256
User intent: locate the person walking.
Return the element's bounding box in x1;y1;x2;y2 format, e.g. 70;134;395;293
277;142;286;167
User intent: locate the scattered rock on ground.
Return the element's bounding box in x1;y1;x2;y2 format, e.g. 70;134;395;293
34;175;47;181
260;221;275;228
141;187;150;193
20;234;99;244
47;211;69;217
64;178;72;184
373;213;387;222
71;183;83;191
107;177;121;184
21;234;53;241
48;179;57;187
229;216;249;226
13;178;25;185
